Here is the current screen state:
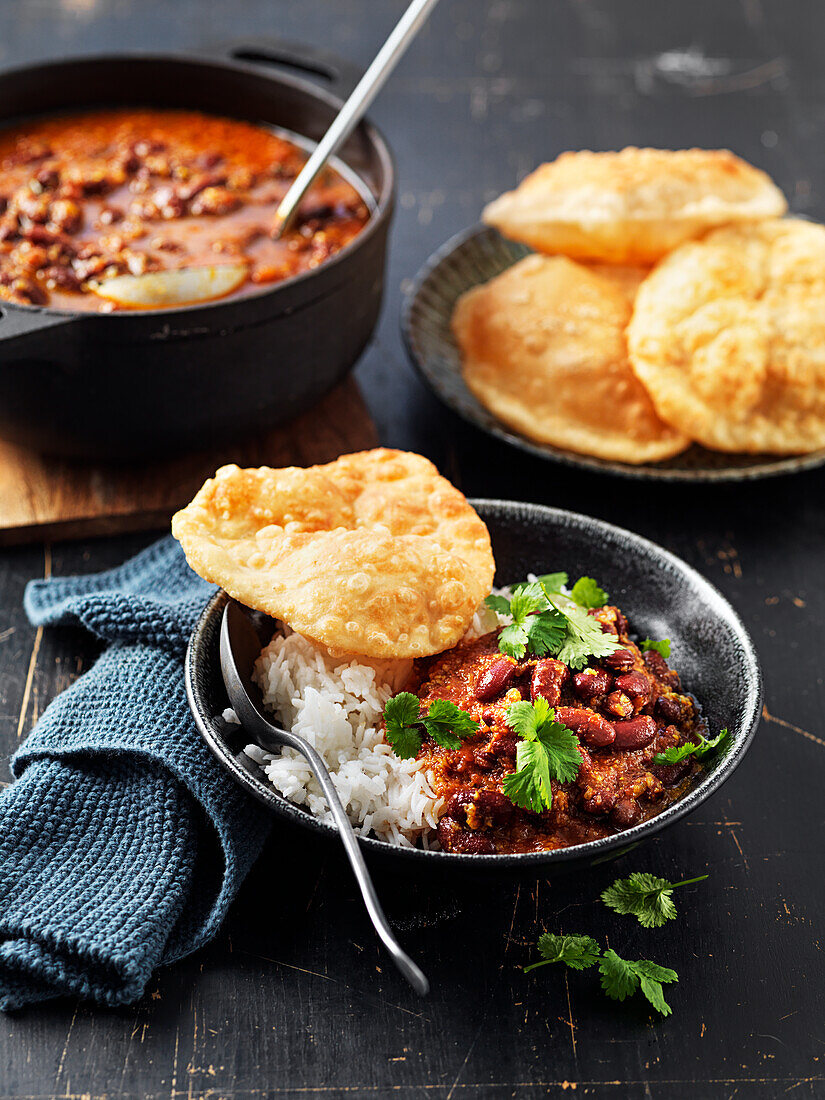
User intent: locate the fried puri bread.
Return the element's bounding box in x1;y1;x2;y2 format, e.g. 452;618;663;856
172;449;495;658
627;218;825;454
482;148;787;264
452;254;689;464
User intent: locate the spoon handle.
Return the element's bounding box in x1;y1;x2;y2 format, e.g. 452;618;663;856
264;725;430;997
274;0;440;236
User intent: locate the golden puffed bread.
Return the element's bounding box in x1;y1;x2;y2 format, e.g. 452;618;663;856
483;148;787;264
452;254;689;464
627;218;825;454
171;449;495;659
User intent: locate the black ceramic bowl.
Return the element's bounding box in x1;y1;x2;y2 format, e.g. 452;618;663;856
402;225;825;482
185;500;762;872
0;41;394;459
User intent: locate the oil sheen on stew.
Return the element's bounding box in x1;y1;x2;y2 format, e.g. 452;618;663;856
0;109;371;311
410;605;706;854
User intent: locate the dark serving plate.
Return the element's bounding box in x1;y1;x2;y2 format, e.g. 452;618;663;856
185;499;762;873
401;224;825;483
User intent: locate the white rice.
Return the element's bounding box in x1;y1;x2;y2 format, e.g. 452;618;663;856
242;599;508;847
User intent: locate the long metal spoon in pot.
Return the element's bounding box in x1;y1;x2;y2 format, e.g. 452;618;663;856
219;599;430;997
92;0;440;309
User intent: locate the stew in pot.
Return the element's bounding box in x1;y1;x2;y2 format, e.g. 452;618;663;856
0;108;371;311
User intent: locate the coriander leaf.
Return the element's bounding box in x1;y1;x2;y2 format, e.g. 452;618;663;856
601;871;709;928
422;698;479;751
504;739;552;813
545;593;621;669
598;949;639;1002
653;727;730;767
642;637;671;658
383;692;423;759
498;621;531;659
599;950;678;1015
633;959;680;984
570;576;609;609
639;976;674;1017
536;720;582;785
485;593;512;617
503;701;582;811
652;741;698;766
494;582;552;659
524;608;567;656
536;572;568;593
634;960;678;1018
694;726;730;761
505;697;552;740
524;932;600;973
509;581;550;621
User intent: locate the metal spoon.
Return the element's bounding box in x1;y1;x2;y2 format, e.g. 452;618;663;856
273;0;441;237
219;599;430;997
94;0;439;308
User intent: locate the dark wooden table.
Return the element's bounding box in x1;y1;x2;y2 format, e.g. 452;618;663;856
2;2;824;1097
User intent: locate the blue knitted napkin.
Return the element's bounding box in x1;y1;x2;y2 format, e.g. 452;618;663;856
0;537;272;1011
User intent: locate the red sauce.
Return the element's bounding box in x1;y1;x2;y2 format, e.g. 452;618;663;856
411;605;706;855
0;109;371;311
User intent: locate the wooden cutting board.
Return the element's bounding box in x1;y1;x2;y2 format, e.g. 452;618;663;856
0;377;377;545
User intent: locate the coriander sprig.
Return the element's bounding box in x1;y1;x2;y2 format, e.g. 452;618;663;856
601;871;709;928
502;699;581;814
599;951;678;1017
641;637;671;658
383;692;479;759
524;933;600;973
524;933;678;1017
485;573;619;667
653;727;730;767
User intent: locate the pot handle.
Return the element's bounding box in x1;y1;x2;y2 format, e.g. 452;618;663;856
0;305;78;346
201;37;363;100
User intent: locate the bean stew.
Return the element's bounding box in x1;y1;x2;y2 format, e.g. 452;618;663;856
0;109;371;311
412;605;706;855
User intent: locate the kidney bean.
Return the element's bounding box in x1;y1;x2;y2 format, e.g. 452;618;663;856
436;817;494;854
454;832;495;855
490;735;517;760
588;607;619;635
643;649;681;690
603;648;635;672
190;186;241;216
555;706;615;748
573;667;612;698
43;265;80;291
605;691;634;719
475;658;516;702
471;789;514;825
35;167;59;190
611;799;641;827
616;673;651;699
610;715;657;748
650;760;692;786
655;693;687;722
531;658;569;706
178;171;228;202
582;788;617;815
48;199;82;234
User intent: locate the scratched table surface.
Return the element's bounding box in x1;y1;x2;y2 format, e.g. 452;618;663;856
1;1;824;1097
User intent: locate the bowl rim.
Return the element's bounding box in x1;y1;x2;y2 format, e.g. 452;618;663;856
185;498;763;868
0;48;396;321
400;222;825;483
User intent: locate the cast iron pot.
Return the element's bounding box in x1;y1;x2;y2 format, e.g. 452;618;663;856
0;42;394;459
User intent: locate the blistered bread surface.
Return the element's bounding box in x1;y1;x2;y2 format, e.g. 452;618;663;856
452;254;689;463
627;218;825;454
172;449;495;658
483;148;787;264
